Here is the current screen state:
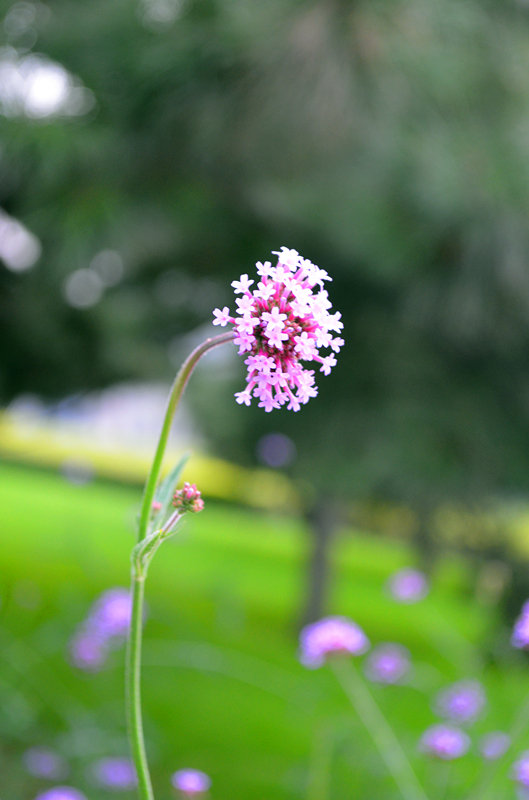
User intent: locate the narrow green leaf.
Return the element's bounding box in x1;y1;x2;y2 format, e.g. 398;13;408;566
151;454;189;528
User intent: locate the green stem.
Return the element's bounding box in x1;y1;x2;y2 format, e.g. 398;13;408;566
331;657;429;800
126;329;234;799
127;570;153;800
136;331;235;544
307;723;333;800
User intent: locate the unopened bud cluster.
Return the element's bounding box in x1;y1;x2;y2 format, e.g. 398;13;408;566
172;482;205;514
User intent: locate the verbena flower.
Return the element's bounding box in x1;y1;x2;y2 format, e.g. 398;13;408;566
69;629;108;672
299;616;369;668
434;680;486;725
171;769;211;796
512;601;529;649
514;751;529;787
24;747;68;780
364;643;411;685
387;568;429;603
89;588;132;638
69;588;133;671
480;731;510;761
92;757;137;791
34;789;87;800
419;724;470;760
212;247;343;412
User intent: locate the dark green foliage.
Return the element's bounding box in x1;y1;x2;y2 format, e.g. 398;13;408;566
3;0;529;510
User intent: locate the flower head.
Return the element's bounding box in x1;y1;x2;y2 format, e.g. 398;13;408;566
92;757;137;790
69;630;107;671
434;680;486;725
212;247;343;411
24;747;68;780
514;751;529;788
89;588;132;638
172;482;204;513
299;616;369;668
512;601;529;649
69;587;134;672
34;789;87;800
171;769;211;796
480;731;510;761
387;568;429;604
419;724;470;760
365;643;411;685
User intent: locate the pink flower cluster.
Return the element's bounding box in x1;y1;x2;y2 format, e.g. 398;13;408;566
419;724;470;761
213;247;343;411
69;588;132;672
172;769;211;796
172;482;205;514
299;616;369;668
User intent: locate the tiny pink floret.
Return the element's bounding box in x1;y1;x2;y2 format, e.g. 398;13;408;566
212;247;343;411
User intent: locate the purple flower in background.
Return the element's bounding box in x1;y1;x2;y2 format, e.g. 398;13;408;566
92;757;137;790
35;788;87;800
419;724;470;760
213;247;343;412
171;769;211;796
24;747;68;780
512;601;529;649
435;680;486;725
480;731;510;761
387;568;429;603
365;643;411;685
299;616;369;668
69;630;107;671
69;587;134;672
513;751;529;787
88;588;132;638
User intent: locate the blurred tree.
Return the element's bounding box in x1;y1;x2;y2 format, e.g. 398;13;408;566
3;0;529;619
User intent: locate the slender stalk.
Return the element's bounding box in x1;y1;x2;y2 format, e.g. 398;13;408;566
307;724;333;800
126;330;234;799
331;657;429;800
136;331;235;544
127;570;153;800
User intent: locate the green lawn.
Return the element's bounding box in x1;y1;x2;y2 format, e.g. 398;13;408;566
1;462;527;799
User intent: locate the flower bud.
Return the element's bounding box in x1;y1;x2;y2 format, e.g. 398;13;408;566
172;482;204;514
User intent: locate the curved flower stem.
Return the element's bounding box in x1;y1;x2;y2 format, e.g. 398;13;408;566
137;331;235;544
126;330;234;800
330;657;429;800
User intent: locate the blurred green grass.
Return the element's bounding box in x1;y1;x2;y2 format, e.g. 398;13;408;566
1;462;528;799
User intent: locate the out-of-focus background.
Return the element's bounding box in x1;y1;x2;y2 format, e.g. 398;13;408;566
3;1;529;798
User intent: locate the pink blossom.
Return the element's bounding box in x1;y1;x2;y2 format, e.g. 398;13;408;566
171;769;211;796
299;616;369;668
213;248;342;411
419;725;470;760
387;568;429;603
